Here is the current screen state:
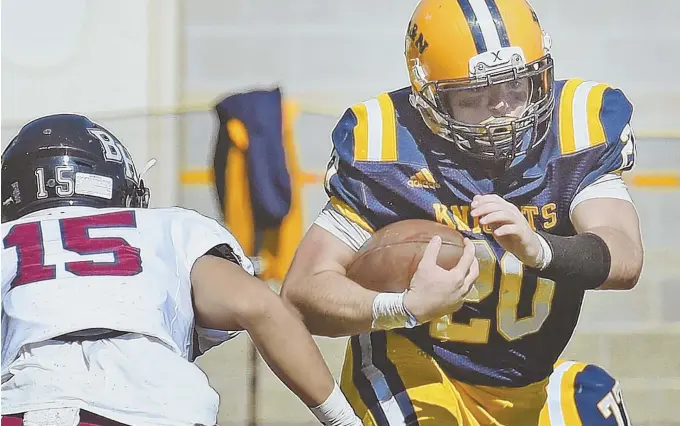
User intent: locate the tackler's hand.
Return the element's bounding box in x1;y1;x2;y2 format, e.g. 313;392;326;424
471;194;543;268
403;236;479;324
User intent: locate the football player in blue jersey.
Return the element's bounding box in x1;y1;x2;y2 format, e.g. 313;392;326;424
282;0;642;425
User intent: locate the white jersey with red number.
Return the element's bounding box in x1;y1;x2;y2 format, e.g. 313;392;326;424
1;206;253;426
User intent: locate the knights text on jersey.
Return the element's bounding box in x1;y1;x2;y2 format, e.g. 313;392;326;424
1;206;252;425
324;79;636;387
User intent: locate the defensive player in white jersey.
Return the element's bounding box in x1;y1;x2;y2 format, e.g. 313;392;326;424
1;114;363;426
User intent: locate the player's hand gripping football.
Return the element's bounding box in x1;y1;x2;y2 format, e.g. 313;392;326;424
403;236;479;324
470;194;543;267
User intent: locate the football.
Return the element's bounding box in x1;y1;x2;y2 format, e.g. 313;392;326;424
346;219;466;293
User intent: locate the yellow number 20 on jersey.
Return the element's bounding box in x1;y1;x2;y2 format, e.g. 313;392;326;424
430;241;556;343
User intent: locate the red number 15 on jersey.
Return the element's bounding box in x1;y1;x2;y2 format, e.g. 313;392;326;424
3;211;143;289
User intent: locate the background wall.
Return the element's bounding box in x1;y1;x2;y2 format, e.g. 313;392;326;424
1;0;181;207
2;0;679;425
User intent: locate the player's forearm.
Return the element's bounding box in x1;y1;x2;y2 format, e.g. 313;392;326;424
282;270;378;337
534;226;643;292
193;258;360;424
241;294;337;407
586;226;643;290
561;198;643;291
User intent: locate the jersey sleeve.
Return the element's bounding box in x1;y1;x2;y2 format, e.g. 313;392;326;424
576;86;637;192
324;95;401;232
569;173;633;218
313;202;372;251
192;325;242;359
171;209;253;360
323;107;376;232
171;208;254;276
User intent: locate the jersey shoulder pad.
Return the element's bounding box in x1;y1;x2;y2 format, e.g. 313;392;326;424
331;92;399;163
555;78;634;156
552;360;619;393
550;360;628;426
323;142;375;233
161;206;223;233
324;93;399;233
161;207;254;275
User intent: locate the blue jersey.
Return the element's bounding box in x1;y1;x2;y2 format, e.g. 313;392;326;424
325;79;636;387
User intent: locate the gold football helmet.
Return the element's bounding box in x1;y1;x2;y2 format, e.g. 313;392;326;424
405;0;554;165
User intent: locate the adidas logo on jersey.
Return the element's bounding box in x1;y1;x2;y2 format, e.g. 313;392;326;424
408;168;440;189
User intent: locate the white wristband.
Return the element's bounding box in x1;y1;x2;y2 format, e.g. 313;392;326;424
535;232;553;270
310;382;362;426
371;291;419;330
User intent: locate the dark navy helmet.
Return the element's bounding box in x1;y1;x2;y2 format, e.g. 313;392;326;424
1;114;150;222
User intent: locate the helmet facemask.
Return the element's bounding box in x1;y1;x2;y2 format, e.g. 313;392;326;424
130;158;155;208
409;46;555;167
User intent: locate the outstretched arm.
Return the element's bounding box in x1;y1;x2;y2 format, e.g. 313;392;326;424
191;254;361;425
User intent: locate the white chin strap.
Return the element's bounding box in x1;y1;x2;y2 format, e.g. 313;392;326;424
139;158;156;180
137;158;156;207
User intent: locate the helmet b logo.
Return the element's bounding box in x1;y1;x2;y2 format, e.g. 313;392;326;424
88;128;138;182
